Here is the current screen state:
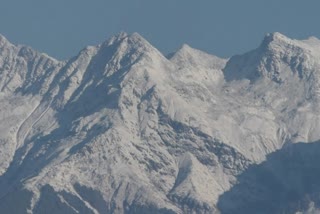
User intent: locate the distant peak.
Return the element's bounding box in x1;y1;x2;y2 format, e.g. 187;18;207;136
306;36;320;42
180;44;192;50
167;44;192;60
130;32;143;40
259;32;320;55
93;31;167;69
114;31;144;39
224;32;320;83
114;31;145;41
118;31;128;39
103;32;151;49
173;44;204;57
0;34;10;47
175;44;204;56
170;43;226;70
172;43;224;59
260;32;292;48
0;33;5;40
302;36;320;49
266;32;289;41
105;32;128;45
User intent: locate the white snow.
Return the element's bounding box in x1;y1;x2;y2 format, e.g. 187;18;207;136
0;32;320;213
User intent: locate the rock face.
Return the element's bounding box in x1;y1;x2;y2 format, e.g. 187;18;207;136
0;32;320;213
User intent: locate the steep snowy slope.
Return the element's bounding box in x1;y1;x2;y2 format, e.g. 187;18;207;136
0;35;62;175
224;32;320;144
0;32;320;214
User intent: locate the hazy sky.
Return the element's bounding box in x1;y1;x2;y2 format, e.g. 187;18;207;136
0;0;319;60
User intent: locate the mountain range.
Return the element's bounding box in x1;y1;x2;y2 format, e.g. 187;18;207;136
0;32;320;213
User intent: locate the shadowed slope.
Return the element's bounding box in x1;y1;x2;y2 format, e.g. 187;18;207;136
218;141;320;214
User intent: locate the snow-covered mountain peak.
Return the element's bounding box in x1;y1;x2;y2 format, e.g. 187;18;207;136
259;32;310;62
3;31;320;213
0;34;11;47
258;33;320;83
262;32;320;52
174;43;194;54
260;32;320;58
261;32;292;46
260;32;312;52
104;32;128;45
167;44;226;88
303;36;320;45
103;32;157;53
97;32;168;69
225;32;320;83
170;43;226;70
259;32;308;59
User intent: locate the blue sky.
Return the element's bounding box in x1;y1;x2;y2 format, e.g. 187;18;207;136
0;0;319;59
